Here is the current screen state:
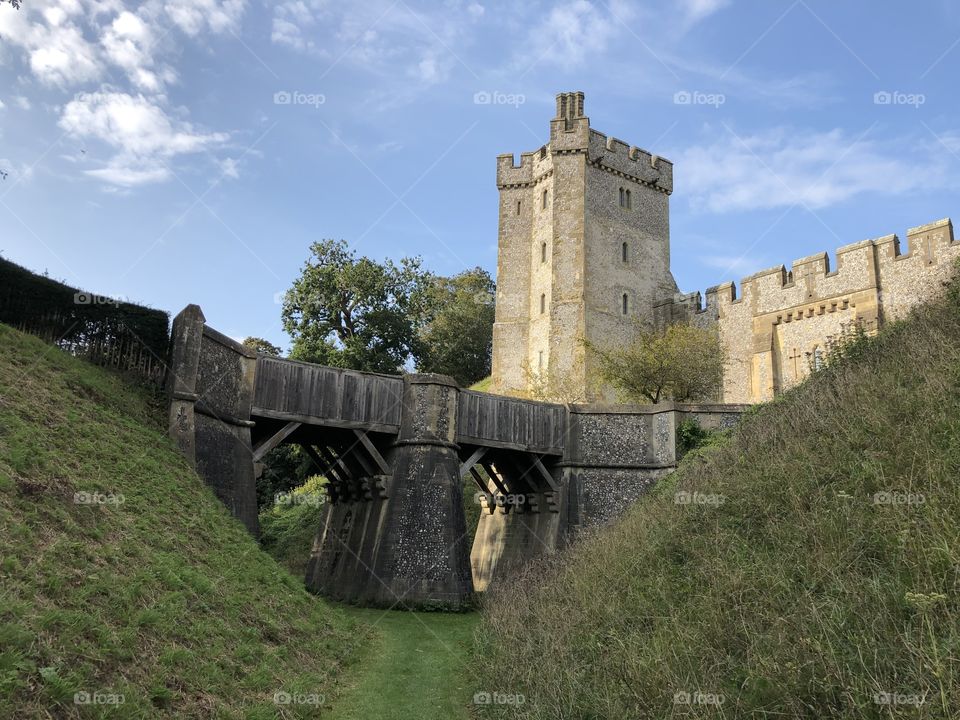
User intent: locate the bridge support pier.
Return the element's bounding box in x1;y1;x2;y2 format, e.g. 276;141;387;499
166;305;260;536
470;468;570;592
306;374;474;609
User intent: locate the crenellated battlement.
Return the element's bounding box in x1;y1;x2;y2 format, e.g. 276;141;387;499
651;217;959;403
496;152;536;187
668;218;957;314
587;130;673;194
496;149;557;187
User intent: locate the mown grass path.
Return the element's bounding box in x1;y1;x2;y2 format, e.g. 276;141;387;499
327;608;479;720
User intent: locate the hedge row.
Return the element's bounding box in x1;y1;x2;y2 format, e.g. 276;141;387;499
0;258;170;386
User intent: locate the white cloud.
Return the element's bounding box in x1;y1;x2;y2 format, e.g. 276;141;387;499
675;127;950;213
679;0;730;24
29;21;103;86
165;0;246;36
58;91;229;186
529;0;620;67
269;1;481;90
86;163;171;186
272;18;307;50
219;156;239;178
101;10;173;91
0;100;5;110
0;1;247;187
271;0;326;51
0;0;249;87
270;0;325;52
0;1;102;87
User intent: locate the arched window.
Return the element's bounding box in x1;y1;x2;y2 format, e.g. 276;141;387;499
540;293;546;314
516;200;521;215
621;242;628;263
542;189;548;209
622;293;629;315
619;187;625;207
625;189;632;209
813;347;824;371
541;242;547;263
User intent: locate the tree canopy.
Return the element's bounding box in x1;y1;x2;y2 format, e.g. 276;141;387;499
281;240;496;382
242;337;282;357
281;240;432;373
415;267;495;386
589;322;725;404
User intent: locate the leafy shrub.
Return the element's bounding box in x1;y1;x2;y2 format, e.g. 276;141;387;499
259;475;328;577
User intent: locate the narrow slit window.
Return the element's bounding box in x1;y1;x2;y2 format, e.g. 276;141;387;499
541;242;547;263
621;242;628;263
516;200;521;215
538;350;544;370
626;189;632;209
619;187;625;207
540;293;546;314
542;189;548;209
622;293;628;315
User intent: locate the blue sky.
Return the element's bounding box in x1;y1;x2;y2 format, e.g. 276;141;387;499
1;0;959;350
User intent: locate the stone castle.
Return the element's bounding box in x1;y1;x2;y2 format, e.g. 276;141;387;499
491;92;959;404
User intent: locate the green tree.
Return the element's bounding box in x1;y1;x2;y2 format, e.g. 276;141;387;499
281;239;432;373
242;336;282;356
589;322;725;403
416;268;495;386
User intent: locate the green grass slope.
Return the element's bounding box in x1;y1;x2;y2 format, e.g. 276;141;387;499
476;281;960;719
468;376;492;393
0;325;367;718
326;608;479;720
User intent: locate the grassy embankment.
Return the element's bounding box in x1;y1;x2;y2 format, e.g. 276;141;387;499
476;276;960;719
0;324;369;718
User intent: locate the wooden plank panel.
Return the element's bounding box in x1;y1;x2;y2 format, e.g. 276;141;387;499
253;356;404;428
454;390;566;455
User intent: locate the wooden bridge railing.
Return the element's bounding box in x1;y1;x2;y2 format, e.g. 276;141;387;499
252;356;404;433
455;390;566;455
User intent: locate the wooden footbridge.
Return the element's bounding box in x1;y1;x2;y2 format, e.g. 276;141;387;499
166;305;745;608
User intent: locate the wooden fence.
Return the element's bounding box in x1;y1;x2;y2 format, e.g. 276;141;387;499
0;258;170;387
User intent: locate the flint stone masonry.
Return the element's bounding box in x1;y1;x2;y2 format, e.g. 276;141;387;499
493;93;960;405
166;305;259;536
493;91;679;402
167;308;748;605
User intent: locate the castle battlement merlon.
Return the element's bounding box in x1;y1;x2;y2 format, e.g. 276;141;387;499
908;217;952;237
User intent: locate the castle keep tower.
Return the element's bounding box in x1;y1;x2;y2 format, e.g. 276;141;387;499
491;92;679;401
